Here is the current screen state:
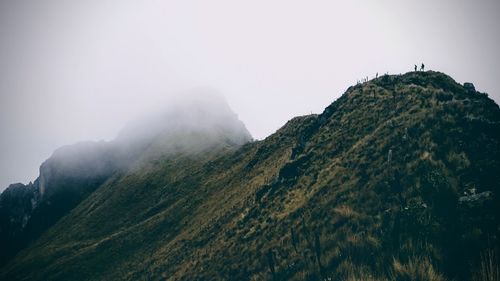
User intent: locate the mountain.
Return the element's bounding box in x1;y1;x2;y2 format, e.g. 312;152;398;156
0;95;252;267
0;140;122;265
1;71;499;281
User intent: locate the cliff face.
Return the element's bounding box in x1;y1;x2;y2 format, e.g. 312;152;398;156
0;183;37;231
0;142;121;265
1;71;499;281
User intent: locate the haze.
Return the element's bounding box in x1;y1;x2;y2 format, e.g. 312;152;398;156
1;0;500;191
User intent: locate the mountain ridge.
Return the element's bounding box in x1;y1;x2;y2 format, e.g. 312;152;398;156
0;96;252;267
1;71;499;281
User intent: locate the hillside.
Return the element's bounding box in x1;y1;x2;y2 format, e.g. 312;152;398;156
0;95;251;268
1;71;499;281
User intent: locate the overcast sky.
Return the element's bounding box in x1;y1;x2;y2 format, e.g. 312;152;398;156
1;0;499;191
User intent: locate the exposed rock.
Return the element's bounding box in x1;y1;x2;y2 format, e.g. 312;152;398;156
458;190;493;206
464;82;476;92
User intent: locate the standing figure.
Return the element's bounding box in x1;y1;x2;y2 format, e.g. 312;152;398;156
420;63;425;71
414;65;417;72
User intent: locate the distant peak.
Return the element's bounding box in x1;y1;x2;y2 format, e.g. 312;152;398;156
115;90;252;150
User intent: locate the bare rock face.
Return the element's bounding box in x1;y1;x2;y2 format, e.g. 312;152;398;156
464;82;476;92
459;190;493;206
0;141;120;265
0;182;37;229
0;182;37;264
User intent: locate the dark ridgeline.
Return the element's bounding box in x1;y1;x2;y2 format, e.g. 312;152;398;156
0;141;122;266
1;71;499;281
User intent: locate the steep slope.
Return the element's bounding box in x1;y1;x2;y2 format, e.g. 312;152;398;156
1;71;499;281
0;95;251;268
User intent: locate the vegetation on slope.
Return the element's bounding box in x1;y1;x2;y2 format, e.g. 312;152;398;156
0;95;252;269
1;71;499;281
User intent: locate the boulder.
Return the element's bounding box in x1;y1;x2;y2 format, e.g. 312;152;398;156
458;190;493;206
463;82;475;92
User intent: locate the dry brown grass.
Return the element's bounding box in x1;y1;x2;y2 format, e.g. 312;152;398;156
392;256;446;281
473;249;500;281
334;260;388;281
333;205;359;219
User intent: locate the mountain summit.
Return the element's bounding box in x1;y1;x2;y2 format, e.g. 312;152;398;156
116;93;252;149
1;71;499;281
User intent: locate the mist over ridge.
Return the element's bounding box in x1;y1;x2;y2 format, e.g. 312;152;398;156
0;90;253;265
2;1;500;191
1;1;500;279
115;89;252;147
4;88;253;198
3;89;252;191
1;70;499;280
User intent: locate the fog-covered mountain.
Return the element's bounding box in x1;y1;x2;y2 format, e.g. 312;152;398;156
1;72;499;281
0;94;252;266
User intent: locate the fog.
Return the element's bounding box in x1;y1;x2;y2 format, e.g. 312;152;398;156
116;89;250;144
1;0;500;190
114;90;252;162
34;92;251;197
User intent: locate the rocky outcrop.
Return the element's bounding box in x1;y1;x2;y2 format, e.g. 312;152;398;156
459;190;493;205
464;82;476;92
0;141;120;265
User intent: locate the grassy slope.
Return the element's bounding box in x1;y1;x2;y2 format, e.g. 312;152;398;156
1;71;499;281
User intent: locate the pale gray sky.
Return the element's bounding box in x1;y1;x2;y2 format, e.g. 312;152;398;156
1;0;499;190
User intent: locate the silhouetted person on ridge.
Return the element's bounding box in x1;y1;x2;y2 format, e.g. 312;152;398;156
420;63;425;71
414;65;417;72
